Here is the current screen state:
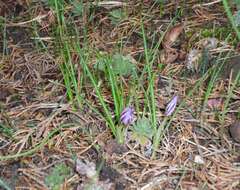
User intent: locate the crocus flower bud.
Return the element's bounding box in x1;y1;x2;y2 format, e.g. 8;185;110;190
165;95;178;116
120;106;134;125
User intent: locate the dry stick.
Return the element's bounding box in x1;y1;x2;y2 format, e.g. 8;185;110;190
202;0;221;6
92;1;126;9
20;169;48;189
192;132;204;158
6;14;48;26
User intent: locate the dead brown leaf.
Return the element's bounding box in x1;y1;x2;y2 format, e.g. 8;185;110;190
75;158;97;178
160;49;178;64
163;24;184;49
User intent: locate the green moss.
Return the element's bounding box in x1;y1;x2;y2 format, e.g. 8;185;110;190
186;26;239;48
200;26;238;45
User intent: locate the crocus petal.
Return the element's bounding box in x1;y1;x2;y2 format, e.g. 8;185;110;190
120;106;134;125
120;108;130;120
121;117;131;125
165;95;178;116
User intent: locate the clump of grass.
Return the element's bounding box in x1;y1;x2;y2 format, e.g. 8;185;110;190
49;0;139;144
74;41;125;141
50;0;186;158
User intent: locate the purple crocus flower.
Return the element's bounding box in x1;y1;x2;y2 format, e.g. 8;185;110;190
165;95;178;116
120;106;134;125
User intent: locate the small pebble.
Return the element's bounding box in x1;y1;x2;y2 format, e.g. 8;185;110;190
229;121;240;143
194;155;205;165
186;49;201;71
201;37;218;49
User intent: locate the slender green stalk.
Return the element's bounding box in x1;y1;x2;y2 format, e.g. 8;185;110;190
0;178;11;190
141;21;157;130
201;34;235;129
220;72;240;125
32;21;48;51
62;42;82;106
139;18;179;157
151;67;214;159
105;58;124;119
201;54;228;117
165;67;218;130
0;128;60;161
222;0;240;40
152;117;168;159
75;44;117;137
52;0;83;106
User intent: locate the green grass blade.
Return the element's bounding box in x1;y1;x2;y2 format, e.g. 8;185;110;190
222;0;240;40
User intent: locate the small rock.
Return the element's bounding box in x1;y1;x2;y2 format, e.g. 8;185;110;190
186;49;201;71
229;121;240;143
75;159;97;178
144;140;152;158
200;37;218;49
194;155;205;164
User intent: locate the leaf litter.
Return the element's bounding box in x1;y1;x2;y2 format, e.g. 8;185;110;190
0;1;240;190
